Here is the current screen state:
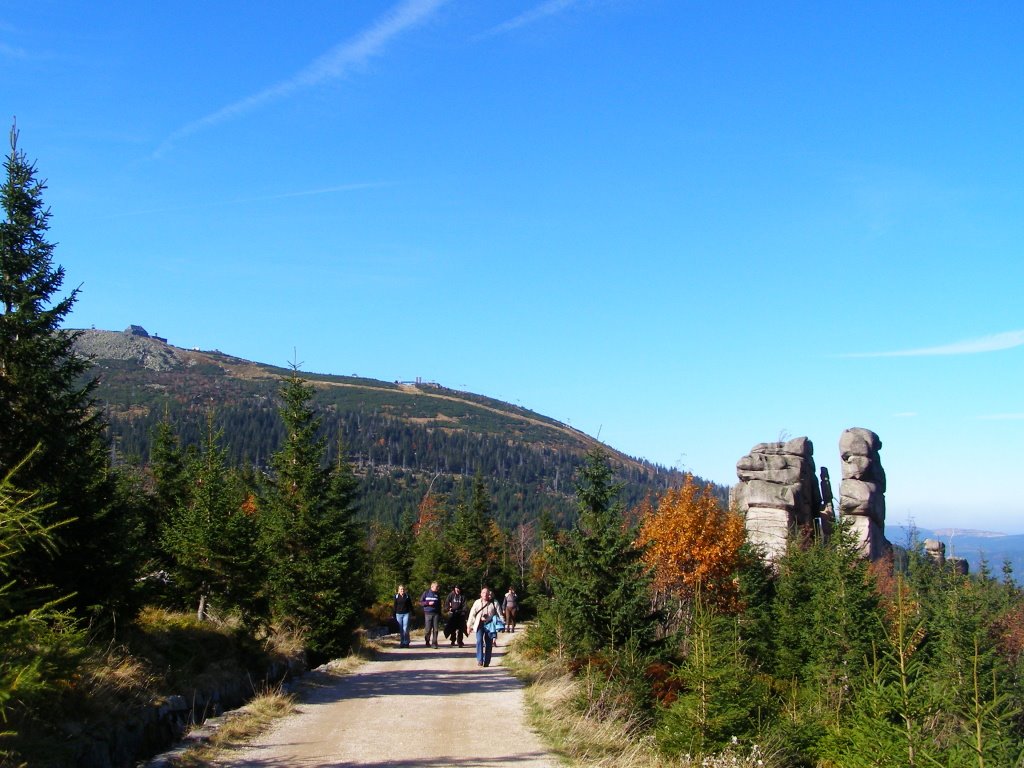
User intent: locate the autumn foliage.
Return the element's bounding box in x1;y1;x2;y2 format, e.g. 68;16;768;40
637;475;746;610
413;492;444;537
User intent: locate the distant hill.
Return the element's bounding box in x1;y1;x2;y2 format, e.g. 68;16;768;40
889;524;1024;581
75;327;710;528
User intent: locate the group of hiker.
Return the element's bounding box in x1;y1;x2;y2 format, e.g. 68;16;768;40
392;582;519;667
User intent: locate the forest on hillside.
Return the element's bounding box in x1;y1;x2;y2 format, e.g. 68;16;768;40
80;332;718;529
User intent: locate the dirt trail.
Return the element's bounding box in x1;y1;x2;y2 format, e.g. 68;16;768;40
216;633;558;767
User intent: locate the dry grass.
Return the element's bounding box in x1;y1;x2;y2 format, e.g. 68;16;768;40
505;642;774;768
164;630;379;767
168;688;296;767
260;621;306;660
79;644;157;705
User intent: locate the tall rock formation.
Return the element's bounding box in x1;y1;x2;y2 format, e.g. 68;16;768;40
838;427;891;559
731;437;823;562
923;537;969;575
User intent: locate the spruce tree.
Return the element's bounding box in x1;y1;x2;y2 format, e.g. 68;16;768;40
771;522;881;693
0;454;84;723
320;439;372;640
544;448;654;657
0;125;130;615
370;515;414;600
448;474;502;590
150;416;190;534
161;421;265;624
262;369;370;659
409;491;457;595
657;591;772;757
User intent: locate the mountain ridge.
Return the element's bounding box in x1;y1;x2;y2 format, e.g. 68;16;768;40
73;327;705;527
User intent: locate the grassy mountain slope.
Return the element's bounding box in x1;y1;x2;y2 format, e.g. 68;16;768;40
76;328;708;527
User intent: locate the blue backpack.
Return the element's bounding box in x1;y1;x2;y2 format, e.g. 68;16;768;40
485;610;505;639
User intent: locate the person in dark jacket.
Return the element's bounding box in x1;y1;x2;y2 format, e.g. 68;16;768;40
420;580;441;648
444;585;467;647
393;585;413;647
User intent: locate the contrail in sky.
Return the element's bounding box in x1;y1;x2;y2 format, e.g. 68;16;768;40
476;0;581;39
0;42;30;59
155;0;449;157
105;182;392;219
839;329;1024;358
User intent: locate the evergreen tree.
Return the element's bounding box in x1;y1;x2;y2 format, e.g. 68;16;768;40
925;568;1023;765
370;515;414;600
150;416;190;536
161;421;265;624
657;591;772;757
0;453;84;727
542;448;654;657
448;474;503;590
821;581;937;767
262;369;370;659
409;491;457;594
319;439;372;642
0;125;131;615
771;523;881;694
765;522;884;763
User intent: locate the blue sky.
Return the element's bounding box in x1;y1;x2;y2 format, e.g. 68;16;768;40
4;1;1022;532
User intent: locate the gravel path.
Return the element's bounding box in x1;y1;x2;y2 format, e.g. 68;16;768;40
216;632;558;767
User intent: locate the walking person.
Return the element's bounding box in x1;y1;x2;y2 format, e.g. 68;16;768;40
419;580;441;648
503;586;518;633
467;586;502;667
393;585;413;647
444;584;467;647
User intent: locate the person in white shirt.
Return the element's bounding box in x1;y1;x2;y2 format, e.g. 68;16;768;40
466;586;501;667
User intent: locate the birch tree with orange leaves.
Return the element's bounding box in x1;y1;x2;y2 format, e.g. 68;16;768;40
637;475;746;614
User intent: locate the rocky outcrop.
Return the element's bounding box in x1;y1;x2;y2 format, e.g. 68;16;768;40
839;428;890;559
734;428;895;563
73;328;192;372
924;538;946;565
732;436;823;562
923;537;969;575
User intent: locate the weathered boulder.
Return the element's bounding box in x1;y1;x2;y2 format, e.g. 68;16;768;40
839;428;887;488
733;437;823;562
838;478;885;522
924;538;946;566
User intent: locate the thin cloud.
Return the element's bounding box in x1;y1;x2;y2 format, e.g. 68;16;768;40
476;0;581;40
239;182;393;203
0;42;30;59
104;182;392;219
155;0;448;157
839;330;1024;358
